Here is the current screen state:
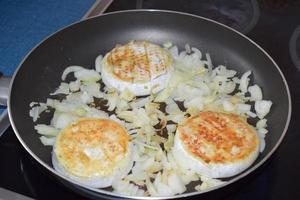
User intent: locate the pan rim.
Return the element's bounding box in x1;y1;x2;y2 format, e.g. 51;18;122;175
7;9;292;199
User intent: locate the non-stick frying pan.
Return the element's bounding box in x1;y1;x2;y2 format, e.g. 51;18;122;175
7;10;291;199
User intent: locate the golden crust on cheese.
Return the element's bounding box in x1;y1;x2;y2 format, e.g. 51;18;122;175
178;111;259;164
54;118;131;179
103;41;173;83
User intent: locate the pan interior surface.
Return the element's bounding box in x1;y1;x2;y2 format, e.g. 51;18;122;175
8;10;291;199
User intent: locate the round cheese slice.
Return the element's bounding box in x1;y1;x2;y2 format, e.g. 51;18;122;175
172;111;259;178
101;41;173;96
52;118;133;188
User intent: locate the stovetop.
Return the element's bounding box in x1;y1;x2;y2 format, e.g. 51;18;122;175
1;0;300;199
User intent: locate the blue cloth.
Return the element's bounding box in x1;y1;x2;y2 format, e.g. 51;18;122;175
0;0;95;76
0;0;95;113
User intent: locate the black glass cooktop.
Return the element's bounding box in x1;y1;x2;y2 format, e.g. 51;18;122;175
1;0;300;199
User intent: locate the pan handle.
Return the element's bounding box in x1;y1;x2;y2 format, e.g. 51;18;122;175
0;73;11;106
0;73;11;137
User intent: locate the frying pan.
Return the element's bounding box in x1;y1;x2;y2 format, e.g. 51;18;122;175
6;10;291;199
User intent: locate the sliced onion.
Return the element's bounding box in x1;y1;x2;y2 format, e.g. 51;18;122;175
256;119;267;129
95;55;103;73
222;100;235;112
236;103;251;113
191;47;202;60
166;124;177;133
257;128;268;138
167;112;186;123
248;84;263;101
239;71;251;93
120;88;135;101
80;83;103;98
165;100;180;114
34;124;60;136
51;112;78;129
164;132;175;152
167;172;186;194
259;138;266;152
69;80;80;92
185;44;191;54
74;69;101;83
184;96;203;110
255;100;272;119
205;53;213;72
163;41;173;49
29;103;47;122
112;179;145;196
61;66;84;80
168;46;179;59
40;136;56;146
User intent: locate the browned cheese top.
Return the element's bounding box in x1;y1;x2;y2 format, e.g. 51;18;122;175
55;118;130;178
179;111;259;164
104;41;173;83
